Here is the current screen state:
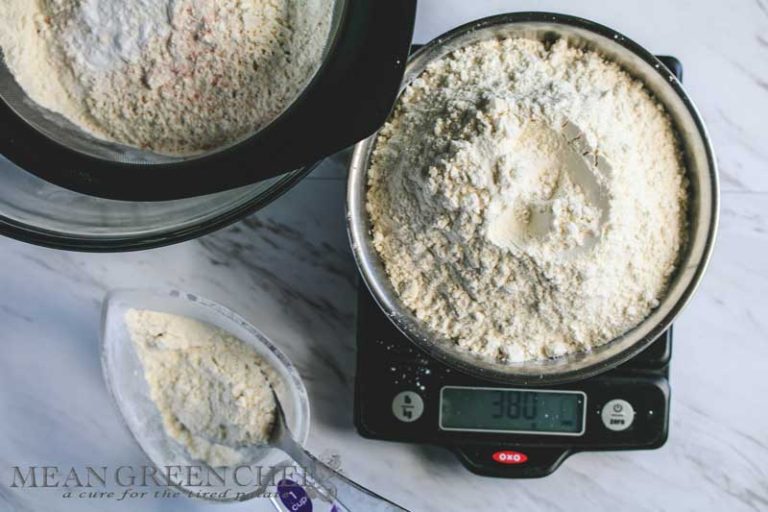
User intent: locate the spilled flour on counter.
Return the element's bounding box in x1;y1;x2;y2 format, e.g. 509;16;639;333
0;0;333;155
125;309;276;466
367;38;688;363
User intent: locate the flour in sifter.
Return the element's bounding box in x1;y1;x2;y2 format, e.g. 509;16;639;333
0;0;333;155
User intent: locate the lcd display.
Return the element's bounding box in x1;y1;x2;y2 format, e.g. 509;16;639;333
440;386;586;435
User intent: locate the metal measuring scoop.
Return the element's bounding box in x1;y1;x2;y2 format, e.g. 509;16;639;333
207;390;408;512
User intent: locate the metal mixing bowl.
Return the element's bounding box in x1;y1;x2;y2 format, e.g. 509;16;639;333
347;12;719;385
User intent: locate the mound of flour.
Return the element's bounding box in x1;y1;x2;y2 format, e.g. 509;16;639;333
125;309;277;466
367;38;688;363
0;0;332;155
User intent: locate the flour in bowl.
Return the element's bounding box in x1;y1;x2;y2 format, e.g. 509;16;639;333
366;38;688;363
125;309;277;466
0;0;333;155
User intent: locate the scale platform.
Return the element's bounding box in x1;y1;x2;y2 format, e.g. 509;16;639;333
352;55;681;478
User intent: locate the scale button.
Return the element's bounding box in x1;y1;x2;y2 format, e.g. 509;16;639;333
391;391;424;423
492;450;528;465
601;399;635;431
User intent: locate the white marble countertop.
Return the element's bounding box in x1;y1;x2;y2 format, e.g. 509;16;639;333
1;1;767;511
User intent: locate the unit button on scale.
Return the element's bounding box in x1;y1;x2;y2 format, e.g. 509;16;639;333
392;391;424;423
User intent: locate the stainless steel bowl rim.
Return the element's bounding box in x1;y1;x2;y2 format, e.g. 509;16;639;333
347;12;720;386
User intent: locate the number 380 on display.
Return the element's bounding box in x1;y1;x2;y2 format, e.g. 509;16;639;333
491;390;538;420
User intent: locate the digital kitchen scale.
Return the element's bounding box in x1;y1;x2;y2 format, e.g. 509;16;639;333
352;54;682;479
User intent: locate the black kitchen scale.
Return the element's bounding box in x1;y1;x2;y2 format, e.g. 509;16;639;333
354;56;682;478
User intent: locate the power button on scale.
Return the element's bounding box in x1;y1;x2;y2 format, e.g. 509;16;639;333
392;391;424;422
601;399;635;431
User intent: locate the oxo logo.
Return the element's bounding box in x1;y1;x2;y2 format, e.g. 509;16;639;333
492;450;528;465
